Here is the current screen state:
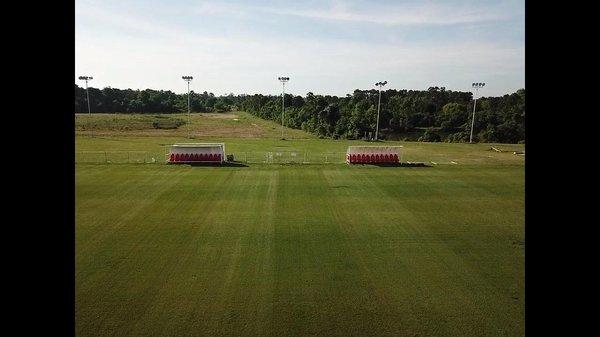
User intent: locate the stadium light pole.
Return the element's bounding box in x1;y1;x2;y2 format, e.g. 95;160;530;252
374;81;387;141
469;82;485;143
78;76;93;114
182;76;193;138
278;76;290;139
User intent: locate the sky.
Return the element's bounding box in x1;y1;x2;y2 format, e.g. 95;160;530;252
75;0;524;97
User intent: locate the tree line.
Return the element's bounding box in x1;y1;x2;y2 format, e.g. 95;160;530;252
75;84;524;143
74;85;234;114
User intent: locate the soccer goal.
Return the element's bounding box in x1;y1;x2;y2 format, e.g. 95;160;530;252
346;145;403;164
166;143;226;164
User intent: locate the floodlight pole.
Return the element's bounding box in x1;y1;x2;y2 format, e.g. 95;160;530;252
281;81;285;138
187;81;190;114
85;80;91;115
182;76;193;138
78;76;93;114
278;76;289;139
469;82;485;143
375;81;387;141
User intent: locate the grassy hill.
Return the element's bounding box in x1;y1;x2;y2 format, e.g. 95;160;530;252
76;111;315;139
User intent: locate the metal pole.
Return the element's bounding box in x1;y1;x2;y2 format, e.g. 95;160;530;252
85;79;91;115
469;88;478;143
375;88;381;140
281;82;285;139
187;81;191;138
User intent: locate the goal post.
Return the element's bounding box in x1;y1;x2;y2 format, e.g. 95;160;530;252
166;143;226;164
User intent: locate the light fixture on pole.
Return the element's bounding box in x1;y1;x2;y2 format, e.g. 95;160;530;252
469;82;485;143
374;81;387;141
277;76;290;140
182;76;193;138
78;76;93;114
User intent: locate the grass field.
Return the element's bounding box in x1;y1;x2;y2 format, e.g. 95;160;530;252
76;113;524;337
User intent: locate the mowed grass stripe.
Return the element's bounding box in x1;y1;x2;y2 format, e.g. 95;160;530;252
271;168;374;336
179;169;278;336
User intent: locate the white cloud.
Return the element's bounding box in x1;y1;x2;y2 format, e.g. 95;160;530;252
192;0;521;26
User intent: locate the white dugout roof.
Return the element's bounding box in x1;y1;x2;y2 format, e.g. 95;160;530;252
168;143;225;154
346;146;403;155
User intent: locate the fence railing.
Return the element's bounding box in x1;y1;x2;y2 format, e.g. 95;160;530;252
232;151;348;164
75;151;161;164
75;151;349;164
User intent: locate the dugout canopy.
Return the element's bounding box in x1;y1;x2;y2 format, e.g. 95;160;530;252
167;143;225;163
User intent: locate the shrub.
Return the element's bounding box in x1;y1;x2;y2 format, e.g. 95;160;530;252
447;131;470;143
420;129;442;142
152;118;185;129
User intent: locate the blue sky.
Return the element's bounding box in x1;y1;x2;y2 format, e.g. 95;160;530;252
75;0;524;96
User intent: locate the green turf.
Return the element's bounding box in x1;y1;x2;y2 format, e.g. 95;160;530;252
76;113;524;337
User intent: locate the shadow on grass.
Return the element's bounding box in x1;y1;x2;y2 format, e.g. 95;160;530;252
353;162;432;168
181;161;249;167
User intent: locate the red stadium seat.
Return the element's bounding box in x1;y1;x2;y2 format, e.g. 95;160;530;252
174;153;180;162
393;154;399;163
356;154;362;163
208;154;214;161
170;153;175;162
216;154;221;162
193;153;199;161
384;154;390;162
199;153;206;161
360;154;365;163
352;154;357;163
